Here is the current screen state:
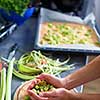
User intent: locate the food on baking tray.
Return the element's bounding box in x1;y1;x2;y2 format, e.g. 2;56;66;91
13;79;55;100
40;22;100;46
13;51;74;80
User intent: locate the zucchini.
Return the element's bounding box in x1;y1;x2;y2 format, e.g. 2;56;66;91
17;63;42;74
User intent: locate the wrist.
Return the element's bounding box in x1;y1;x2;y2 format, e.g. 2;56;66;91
62;75;76;90
64;89;80;100
61;77;71;89
70;93;81;100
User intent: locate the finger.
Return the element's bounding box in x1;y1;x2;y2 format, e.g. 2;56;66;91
28;90;48;100
37;73;55;83
39;90;57;97
27;80;36;90
47;98;58;100
36;73;48;80
30;97;35;100
35;79;41;84
27;79;41;90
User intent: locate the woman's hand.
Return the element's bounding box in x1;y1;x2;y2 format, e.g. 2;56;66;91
36;73;65;88
27;79;48;100
27;88;77;100
39;88;77;100
27;87;100;100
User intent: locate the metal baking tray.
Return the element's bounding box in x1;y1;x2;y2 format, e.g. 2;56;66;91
34;8;100;54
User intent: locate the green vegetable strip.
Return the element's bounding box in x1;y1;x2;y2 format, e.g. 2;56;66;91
56;58;70;67
14;51;74;79
0;68;6;100
6;58;15;100
13;69;35;80
18;63;41;74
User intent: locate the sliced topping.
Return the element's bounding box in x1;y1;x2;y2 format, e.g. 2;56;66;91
40;22;98;46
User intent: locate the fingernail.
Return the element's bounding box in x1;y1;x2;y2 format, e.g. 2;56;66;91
27;90;30;92
39;93;43;96
28;90;32;93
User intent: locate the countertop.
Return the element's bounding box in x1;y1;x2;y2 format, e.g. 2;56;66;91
0;17;87;99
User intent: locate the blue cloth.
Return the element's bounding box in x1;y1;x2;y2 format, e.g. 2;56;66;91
0;7;35;25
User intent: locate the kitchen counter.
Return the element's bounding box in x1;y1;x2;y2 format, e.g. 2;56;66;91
0;16;87;99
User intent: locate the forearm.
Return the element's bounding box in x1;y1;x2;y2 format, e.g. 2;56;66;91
74;93;100;100
63;56;100;89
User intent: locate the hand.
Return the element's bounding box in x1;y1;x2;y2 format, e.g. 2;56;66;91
27;79;48;100
36;73;65;88
28;88;77;100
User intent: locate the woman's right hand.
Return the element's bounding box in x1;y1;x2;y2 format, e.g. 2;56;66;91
36;73;65;88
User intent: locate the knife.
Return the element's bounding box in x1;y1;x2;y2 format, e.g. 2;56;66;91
7;43;18;61
0;43;18;63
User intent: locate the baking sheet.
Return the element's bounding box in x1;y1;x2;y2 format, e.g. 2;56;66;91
34;8;100;54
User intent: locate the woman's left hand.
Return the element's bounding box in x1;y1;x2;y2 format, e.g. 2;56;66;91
28;88;77;100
